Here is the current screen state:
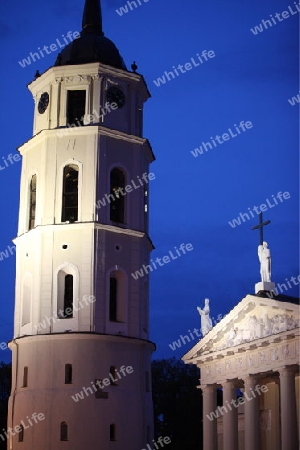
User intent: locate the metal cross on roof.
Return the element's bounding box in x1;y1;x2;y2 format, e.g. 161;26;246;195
251;212;271;245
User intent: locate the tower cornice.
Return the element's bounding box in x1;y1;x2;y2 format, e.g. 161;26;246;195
28;62;150;99
18;126;155;163
13;222;155;251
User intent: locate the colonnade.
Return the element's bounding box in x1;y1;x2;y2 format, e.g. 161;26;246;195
202;366;298;450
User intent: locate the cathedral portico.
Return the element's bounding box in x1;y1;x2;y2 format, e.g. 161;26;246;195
183;293;299;450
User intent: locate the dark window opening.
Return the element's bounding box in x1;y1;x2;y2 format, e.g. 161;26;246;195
28;174;37;230
63;275;73;318
23;367;28;388
110;366;117;385
60;422;68;441
67;90;86;126
65;364;72;384
62;165;78;222
18;425;24;442
110;424;116;441
110;168;125;223
109;277;117;322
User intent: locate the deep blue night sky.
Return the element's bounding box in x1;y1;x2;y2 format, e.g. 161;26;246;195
0;0;298;362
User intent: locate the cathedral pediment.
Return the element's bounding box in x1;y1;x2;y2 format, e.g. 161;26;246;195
182;294;299;385
183;293;299;363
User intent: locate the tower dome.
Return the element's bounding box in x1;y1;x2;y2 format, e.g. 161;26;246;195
55;0;126;70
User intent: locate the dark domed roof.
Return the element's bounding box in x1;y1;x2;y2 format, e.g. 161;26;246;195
55;0;127;70
55;34;126;69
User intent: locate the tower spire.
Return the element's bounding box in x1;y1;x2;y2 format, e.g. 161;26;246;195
82;0;104;36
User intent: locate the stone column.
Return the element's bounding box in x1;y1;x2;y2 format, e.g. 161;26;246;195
279;367;298;450
201;384;218;450
262;380;280;450
222;380;238;450
244;376;261;450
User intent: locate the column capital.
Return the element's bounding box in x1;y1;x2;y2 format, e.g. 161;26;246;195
221;379;238;389
201;383;218;393
243;374;261;384
278;365;298;377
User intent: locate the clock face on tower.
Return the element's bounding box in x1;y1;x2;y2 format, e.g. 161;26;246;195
107;86;126;109
38;92;49;114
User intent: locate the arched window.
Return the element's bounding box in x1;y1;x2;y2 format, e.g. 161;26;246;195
18;425;24;442
110;168;125;223
60;422;68;441
64;275;73;317
58;272;74;318
62;165;78;222
110;424;116;441
109;271;126;323
65;364;72;384
28;174;37;230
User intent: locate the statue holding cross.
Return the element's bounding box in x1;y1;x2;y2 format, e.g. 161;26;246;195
251;212;272;282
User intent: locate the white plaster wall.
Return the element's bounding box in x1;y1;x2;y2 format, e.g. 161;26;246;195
8;334;154;450
94;229;151;340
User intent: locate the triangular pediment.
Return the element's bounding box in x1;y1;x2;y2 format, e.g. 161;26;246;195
183;294;299;363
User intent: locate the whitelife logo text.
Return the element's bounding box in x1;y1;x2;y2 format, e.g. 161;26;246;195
131;244;194;280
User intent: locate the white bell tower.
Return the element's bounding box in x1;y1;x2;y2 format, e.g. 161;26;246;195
7;1;155;448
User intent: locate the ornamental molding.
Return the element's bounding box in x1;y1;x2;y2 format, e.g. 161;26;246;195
201;337;299;385
216;312;299;352
65;75;89;84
